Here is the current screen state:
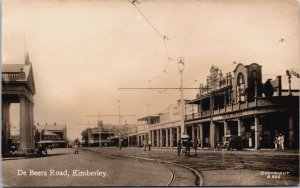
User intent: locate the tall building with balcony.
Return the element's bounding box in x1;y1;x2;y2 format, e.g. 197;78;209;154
185;63;299;149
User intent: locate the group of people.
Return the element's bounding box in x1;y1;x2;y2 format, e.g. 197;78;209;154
177;138;199;157
274;133;284;150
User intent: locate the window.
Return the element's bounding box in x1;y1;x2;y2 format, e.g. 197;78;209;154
237;73;245;102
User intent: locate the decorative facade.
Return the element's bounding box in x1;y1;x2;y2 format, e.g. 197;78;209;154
185;63;299;149
2;53;36;155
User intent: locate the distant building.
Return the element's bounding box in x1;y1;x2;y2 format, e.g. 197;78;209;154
127;100;192;148
81;123;115;147
35;122;68;148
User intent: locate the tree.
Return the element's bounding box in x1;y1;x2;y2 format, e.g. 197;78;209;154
74;138;80;145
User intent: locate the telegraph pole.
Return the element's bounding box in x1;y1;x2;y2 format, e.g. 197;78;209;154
177;57;185;138
118;100;121;149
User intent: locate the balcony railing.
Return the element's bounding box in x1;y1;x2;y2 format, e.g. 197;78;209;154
185;96;299;121
201;76;233;95
2;73;20;81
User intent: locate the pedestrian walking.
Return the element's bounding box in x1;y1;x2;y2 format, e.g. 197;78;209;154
119;139;122;149
143;139;147;151
148;139;151;151
74;143;79;154
193;139;198;155
278;134;284;150
185;139;191;157
273;135;278;150
177;139;182;157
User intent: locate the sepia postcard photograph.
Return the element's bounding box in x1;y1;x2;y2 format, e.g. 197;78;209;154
1;0;300;187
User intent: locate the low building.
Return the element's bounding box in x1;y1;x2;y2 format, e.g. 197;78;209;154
127;101;193;148
81;123;115;147
136;115;159;147
35;122;68;148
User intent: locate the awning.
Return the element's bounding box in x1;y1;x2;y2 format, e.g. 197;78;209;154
44;131;59;136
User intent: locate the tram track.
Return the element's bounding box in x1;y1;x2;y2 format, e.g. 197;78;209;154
83;148;202;186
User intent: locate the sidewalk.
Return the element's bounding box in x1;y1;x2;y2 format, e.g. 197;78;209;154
84;147;299;186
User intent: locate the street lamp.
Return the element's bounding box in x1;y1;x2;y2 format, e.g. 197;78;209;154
98;119;102;148
118;100;121;149
177;57;185;138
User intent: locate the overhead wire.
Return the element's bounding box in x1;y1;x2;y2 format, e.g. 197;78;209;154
127;0;174;73
125;0;299;103
182;28;299;77
127;0;299;87
169;10;299;41
238;30;300;63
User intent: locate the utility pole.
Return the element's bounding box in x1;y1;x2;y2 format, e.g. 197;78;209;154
147;104;150;140
118;100;121;149
76;121;95;147
177;57;185;138
86;113;102;147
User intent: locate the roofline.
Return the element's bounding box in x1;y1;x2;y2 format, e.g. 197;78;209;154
138;115;160;121
233;63;262;73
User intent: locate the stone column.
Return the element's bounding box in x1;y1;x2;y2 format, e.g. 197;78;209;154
215;123;220;143
19;97;29;154
27;101;31;150
2;101;11;153
170;128;173;148
288;115;294;148
192;125;195;141
176;126;180;142
150;131;154;147
210;121;215;147
156;130;159;147
254;116;260;150
160;129;163;147
224;121;228;136
238;118;244;139
199;123;203;148
196;125;199;141
166;128;169;147
127;136;130;147
31;102;35;149
28;101;35;150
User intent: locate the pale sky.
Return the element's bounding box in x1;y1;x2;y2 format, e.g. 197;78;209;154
3;0;300;140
